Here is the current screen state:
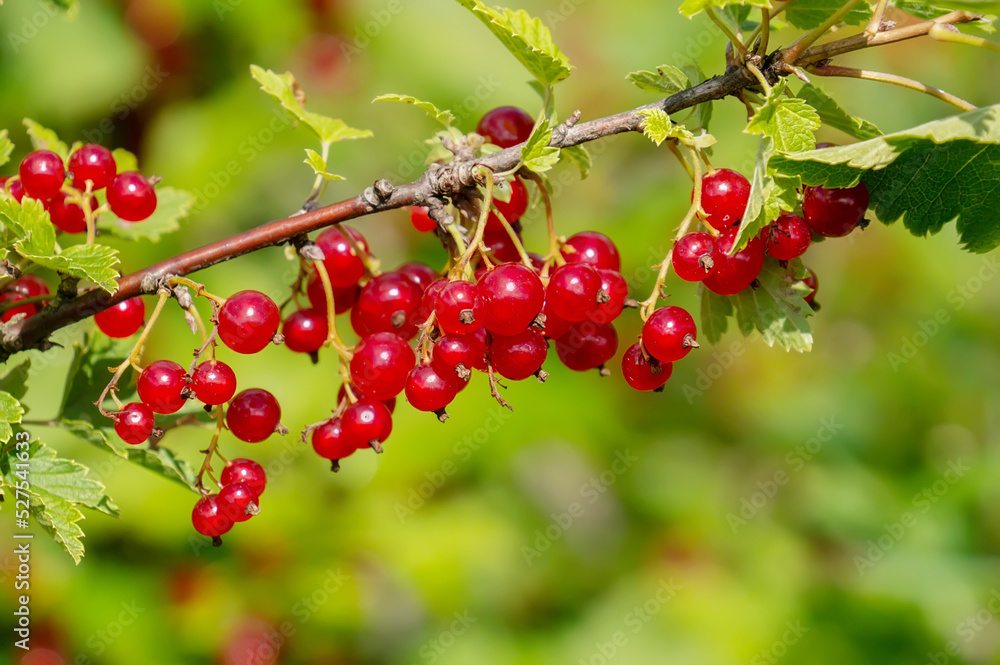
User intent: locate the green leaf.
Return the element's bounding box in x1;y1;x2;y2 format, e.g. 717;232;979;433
770;104;1000;252
0;361;30;402
32;490;87;564
0;391;24;443
561;144;592;179
111;147;139;174
98;187;195;242
895;1;996;32
59;332;135;425
626;65;691;95
0;197;57;257
32;243;120;293
122;445;200;493
23;118;69;161
520;119;560;173
303;149;345;181
784;0;873;29
638;109;717;149
454;0;572;86
679;0;771;19
745;82;821;153
730;259;814;352
0;129;13;169
249;65;373;145
734;138;780;249
797;83;883;141
700;286;734;344
373;94;455;128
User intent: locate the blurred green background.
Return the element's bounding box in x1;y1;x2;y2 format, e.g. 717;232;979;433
2;0;1000;663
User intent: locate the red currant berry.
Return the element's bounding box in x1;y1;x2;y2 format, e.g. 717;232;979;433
418;279;447;324
432;332;488;376
489;329;548;380
19;150;65;200
488;177;529;230
561;231;621;271
337;383;397;413
226;388;281;443
477;262;544;336
555;321;619;371
192;494;233;537
283;308;328;353
802;268;819;304
435;280;482;335
315;226;369;288
802;183;869;237
765;212;812;261
588;269;628;324
94;297;145;338
114;402;154;444
476;106;534;148
349;332;416;400
405;363;458;412
351;272;422;339
540;301;573;340
672;232;719;282
221;458;267;496
191;360;237;405
47;192;96;234
396;262;438;292
10;275;50;299
621;343;672;391
546;263;602;322
68;144;116;191
137;360;187;414
218;482;259;523
5;178;25;202
341;398;393;450
0;293;35;323
641;306;698;363
218;290;280;354
312;418;357;461
703;233;765;296
306;275;358;315
410;205;437;233
481;232;523;264
699;168;751;232
107;171;157;222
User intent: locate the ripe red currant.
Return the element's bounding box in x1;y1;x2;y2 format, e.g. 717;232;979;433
396;262;438;292
481;231;523;264
306;275;358;315
283;308;329;353
435;280;482;335
19;150;65;200
477;262;545;336
540;301;573;340
192;494;233;537
226;388;281;443
488;177;529;231
107;171;157;222
220;458;267;496
766;212;812;260
137;360;188;414
191;360;238;405
349;332;416;400
410;206;437;233
5;178;25;202
68;144;116;191
405;363;458;413
621;343;672;391
418;279;447;324
672;232;718;282
315;226;369;288
703;233;765;296
218;482;259;523
432;333;488;376
114;402;155;444
561;231;621;271
555;321;619;371
641;306;697;363
588;269;628;324
489;329;548;380
351;272;422;339
312;418;357;461
341;398;393;450
802;183;869;237
94;297;145;338
9;275;50;298
0;293;35;323
476;106;534;148
699;168;751;232
546;263;602;322
47;192;96;234
218;290;280;354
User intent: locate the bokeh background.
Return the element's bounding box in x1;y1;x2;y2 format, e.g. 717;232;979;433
2;0;1000;663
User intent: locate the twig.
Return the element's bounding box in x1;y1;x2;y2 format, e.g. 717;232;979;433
807;64;977;111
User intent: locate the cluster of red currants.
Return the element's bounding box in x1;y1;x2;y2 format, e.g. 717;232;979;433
191;458;268;541
2;144;158;231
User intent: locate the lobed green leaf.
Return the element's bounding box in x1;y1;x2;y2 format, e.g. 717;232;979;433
797;83;883;141
0;129;13;169
784;0;873;29
745;82;821;153
373;94;455;128
23;118;69;161
626;65;691;95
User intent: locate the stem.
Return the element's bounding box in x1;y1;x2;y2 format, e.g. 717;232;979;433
667;142;695;181
452;167;494;276
489;205;533;268
522;171;562;269
706;7;749;59
865;0;889;36
745;61;773;96
928;22;1000;53
196;406;227;492
758;7;771;55
808;64;977;111
0;293;55;314
169;276;227;306
312;260;351;356
784;0;864;62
